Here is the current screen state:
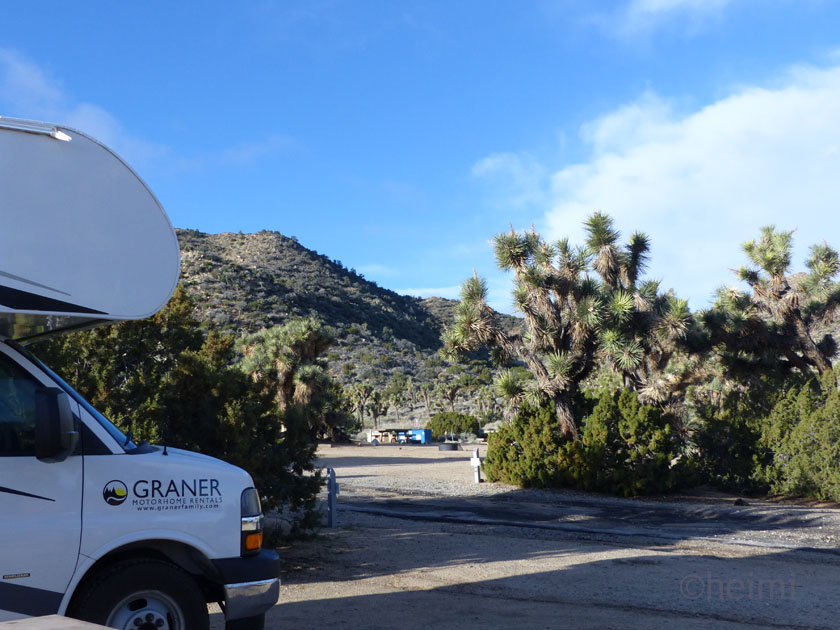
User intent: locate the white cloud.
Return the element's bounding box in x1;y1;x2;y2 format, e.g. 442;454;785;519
628;0;734;17
64;103;170;166
0;48;169;167
602;0;736;38
579;92;676;155
543;60;840;309
472;152;550;210
0;48;289;173
0;48;63;114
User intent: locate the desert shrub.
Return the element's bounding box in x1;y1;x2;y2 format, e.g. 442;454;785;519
485;390;686;496
484;403;582;487
426;412;480;439
578;389;683;496
756;370;840;501
694;407;764;493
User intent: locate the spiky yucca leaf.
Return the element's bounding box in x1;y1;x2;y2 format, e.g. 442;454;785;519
440;342;462;363
584;213;620;286
524;229;541;255
547;351;573;378
699;308;725;331
534;241;555;266
461;275;487;304
512;284;530;313
530;314;558;350
807;243;840;281
557;242;589;278
803;243;840;301
556;237;572;260
576;276;600;299
637;279;660;301
742;226;793;277
522;265;547;289
714;286;750;311
292;363;326;406
495;369;524;400
728;310;750;332
576;295;604;330
615;339;643;371
600;328;622;354
609;289;634;324
454;301;494;343
638;376;669;404
623;231;650;287
660;295;690;338
736;266;760;286
521;328;534;348
584;212;619;250
523;384;547;409
493;232;529;271
455;299;479;325
441;327;467;359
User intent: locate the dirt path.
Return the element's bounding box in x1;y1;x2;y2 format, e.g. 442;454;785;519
213;444;840;629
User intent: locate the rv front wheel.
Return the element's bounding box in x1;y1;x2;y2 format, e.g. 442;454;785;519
71;558;209;630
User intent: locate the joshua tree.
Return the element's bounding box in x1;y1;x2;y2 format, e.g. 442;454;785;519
240;318;334;411
383;373;407;420
418;383;433;418
474;384;500;420
703;226;839;379
404;376;418;406
434;378;461;413
368;390;388;429
388;390;405;421
348;383;374;424
239;318;342;438
443;213;693;439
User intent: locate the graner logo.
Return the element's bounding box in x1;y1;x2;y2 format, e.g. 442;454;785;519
103;480;128;506
102;478;223;512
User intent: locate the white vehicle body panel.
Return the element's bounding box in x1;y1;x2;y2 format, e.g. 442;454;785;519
0;117;180;341
80;448;248;562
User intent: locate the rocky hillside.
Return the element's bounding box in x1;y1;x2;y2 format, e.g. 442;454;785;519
176;229;517;390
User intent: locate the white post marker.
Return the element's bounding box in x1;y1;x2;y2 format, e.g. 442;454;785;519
470;448;483;483
327;467;340;527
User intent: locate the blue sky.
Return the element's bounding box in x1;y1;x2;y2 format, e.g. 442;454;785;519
2;1;840;314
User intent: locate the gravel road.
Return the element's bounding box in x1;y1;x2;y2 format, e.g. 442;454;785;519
213;443;840;629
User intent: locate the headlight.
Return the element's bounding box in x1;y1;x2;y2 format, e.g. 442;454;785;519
240;487;264;556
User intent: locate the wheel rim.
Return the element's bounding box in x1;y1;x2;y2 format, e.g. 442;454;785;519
105;589;186;630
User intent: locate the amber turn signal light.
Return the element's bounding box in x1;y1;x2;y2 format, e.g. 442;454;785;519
244;532;263;551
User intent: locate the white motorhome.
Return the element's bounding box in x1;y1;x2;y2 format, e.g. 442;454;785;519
0;117;279;630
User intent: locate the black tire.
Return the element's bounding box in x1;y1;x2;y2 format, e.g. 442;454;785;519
71;558;209;630
438;443;459;451
226;613;266;630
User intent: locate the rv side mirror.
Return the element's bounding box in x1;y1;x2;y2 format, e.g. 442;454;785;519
35;388;78;462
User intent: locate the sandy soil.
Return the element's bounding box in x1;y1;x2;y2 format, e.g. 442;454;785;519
211;443;840;629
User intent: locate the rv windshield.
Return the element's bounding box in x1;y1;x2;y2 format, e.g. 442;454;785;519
11;343;137;451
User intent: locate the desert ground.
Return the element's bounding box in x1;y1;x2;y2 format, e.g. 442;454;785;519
211;443;840;629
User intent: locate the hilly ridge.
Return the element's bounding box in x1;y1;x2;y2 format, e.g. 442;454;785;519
176;229;517;390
